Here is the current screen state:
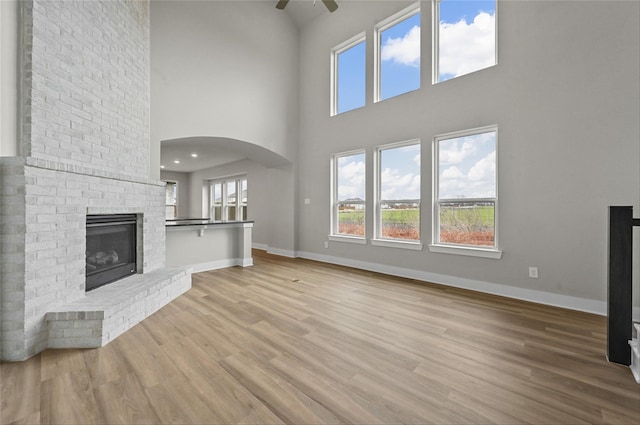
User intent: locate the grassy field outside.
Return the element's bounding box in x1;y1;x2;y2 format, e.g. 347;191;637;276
337;206;495;246
439;205;494;246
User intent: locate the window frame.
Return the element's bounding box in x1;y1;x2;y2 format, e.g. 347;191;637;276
430;125;502;259
329;150;367;243
330;32;367;117
432;0;498;84
208;175;247;222
372;139;423;250
374;1;421;103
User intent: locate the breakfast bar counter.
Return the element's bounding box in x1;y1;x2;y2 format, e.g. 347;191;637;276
165;218;253;272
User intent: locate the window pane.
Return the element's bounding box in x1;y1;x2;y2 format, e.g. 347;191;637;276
337;40;366;114
240;179;248;220
337;202;365;236
165;182;177;219
437;0;496;82
379;144;420;240
438;131;495;200
226;181;237;220
437;129;496;247
380;11;420;100
336;153;366;236
439;200;494;246
213;183;222;221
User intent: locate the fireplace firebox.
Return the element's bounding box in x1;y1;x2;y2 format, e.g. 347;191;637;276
86;214;137;291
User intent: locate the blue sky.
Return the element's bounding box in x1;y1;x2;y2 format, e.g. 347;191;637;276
336;41;366;113
379;12;421;100
438;0;496;81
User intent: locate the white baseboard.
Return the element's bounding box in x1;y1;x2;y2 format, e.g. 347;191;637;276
295;250;609;316
252;242;268;251
265;246;296;258
252;243;295;258
190;258;250;273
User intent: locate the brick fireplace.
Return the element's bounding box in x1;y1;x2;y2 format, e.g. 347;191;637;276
0;0;191;361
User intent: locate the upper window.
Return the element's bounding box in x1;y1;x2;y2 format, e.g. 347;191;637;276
208;176;247;222
331;151;366;238
375;141;421;243
331;33;366;115
433;126;497;252
433;0;497;83
375;3;421;102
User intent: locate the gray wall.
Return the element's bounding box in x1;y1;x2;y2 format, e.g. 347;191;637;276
150;0;299;254
187;159;295;255
149;0;638;313
296;0;640;312
149;0;299;180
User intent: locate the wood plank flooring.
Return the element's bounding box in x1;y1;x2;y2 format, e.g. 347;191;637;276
2;250;639;424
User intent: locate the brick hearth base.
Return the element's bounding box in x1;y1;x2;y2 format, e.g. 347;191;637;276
46;266;191;349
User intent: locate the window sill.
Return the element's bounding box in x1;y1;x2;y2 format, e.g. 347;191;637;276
371;239;423;251
328;235;367;245
428;244;503;259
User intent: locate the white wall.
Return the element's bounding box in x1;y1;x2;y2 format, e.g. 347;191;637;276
0;0;18;157
150;0;299;179
296;0;640;312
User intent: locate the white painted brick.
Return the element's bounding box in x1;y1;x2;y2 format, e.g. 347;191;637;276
0;0;171;361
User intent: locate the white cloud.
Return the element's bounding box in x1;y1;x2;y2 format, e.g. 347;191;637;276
439;12;495;79
439;139;477;165
439;151;496;199
381;168;420;200
468;150;495;182
381;25;420;67
442;166;464;179
413;153;421;167
338;159;366;200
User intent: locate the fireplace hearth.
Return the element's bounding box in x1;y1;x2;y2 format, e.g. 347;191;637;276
86;214;137;291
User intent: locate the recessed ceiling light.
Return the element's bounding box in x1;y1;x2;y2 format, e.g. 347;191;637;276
160;165;165;169
173;160;180;164
191;153;198;158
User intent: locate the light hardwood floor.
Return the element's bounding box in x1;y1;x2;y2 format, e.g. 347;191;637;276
2;250;639;424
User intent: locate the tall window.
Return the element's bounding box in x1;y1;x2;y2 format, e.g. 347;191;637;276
433;126;497;249
211;182;223;221
209;176;247;222
331;151;366;238
164;181;177;219
331;33;366;115
433;0;497;83
375;2;421;102
375;141;421;242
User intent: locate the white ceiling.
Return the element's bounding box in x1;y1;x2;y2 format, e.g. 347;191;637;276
160;136;290;173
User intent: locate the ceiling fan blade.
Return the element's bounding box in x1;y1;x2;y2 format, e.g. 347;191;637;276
276;0;289;10
322;0;339;13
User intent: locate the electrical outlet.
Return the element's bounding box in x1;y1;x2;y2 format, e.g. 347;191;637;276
304;198;311;205
529;266;539;278
324;241;329;249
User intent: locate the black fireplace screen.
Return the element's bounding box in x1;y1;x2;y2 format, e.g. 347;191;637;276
86;214;137;291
